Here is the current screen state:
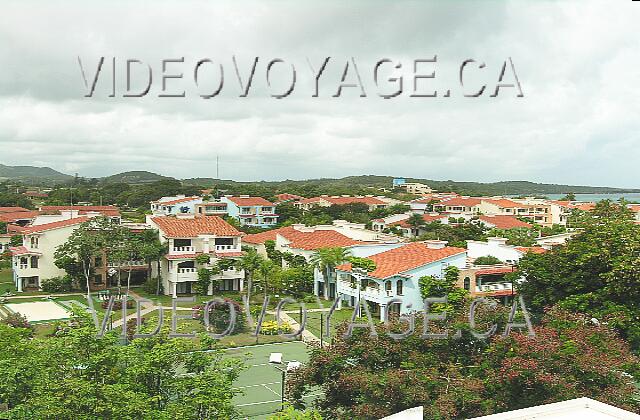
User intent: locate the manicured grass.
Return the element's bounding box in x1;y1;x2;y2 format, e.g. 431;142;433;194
0;268;16;294
303;308;355;339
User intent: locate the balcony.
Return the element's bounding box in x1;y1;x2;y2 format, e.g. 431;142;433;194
108;260;146;268
214;244;240;252
172;246;195;254
176;267;197;281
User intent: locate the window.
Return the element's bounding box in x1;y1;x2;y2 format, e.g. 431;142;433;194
385;281;392;291
30;256;38;269
30;236;39;249
464;277;471;291
396;280;403;295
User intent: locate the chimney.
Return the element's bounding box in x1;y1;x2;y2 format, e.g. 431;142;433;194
424;240;447;249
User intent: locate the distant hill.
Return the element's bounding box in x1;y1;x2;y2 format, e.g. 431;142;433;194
0;164;72;183
101;171;174;184
2;164;638;195
183;175;640;196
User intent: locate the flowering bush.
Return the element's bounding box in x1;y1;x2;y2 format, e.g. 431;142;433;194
260;320;292;336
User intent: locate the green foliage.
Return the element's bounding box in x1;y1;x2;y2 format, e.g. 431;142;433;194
0;312;34;336
9;235;22;246
287;305;640;419
40;276;73;293
517;201;640;350
347;256;376;273
419;266;467;310
269;405;323;419
197;298;246;335
0;315;243;418
474;255;503;265
416;221;488;248
142;276;164;295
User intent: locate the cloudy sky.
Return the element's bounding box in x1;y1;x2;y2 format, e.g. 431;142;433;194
0;1;638;187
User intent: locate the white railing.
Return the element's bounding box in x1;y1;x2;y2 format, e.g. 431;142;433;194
19;264;28;270
177;267;197;274
215;244;236;251
173;246;195;253
108;260;146;268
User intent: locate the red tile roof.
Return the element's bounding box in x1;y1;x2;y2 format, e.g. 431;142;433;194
515;246;547;254
628;205;640;212
283;230;362;250
20;217;90;234
40;206;121;217
322;196;387;206
441;197;482;207
156;196;201;206
0;211;40;223
0;207;30;213
275;193;304;203
243;226;361;250
152;216;241;238
475;266;517;275
242;226;292;244
9;246;42;256
479;215;532;230
336;242;466;279
483;198;524;208
226;196;275;207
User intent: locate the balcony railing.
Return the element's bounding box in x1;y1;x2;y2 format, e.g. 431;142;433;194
215;244;239;251
108;260;146;268
172;246;195;254
177;267;197;273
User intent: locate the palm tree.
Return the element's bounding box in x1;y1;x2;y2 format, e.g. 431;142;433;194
406;213;425;237
309;247;352;299
256;259;280;295
235;247;264;302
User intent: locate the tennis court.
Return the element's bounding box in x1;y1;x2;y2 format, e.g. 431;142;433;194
226;341;321;419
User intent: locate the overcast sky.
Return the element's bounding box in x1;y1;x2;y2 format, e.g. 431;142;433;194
0;1;638;187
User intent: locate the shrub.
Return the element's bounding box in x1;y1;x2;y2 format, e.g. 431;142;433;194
260;320;292;335
41;276;73;293
474;255;503;265
101;299;134;310
142;277;163;295
1;312;34;336
199;298;246;335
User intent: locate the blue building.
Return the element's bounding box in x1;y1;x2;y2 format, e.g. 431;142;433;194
392;178;406;187
333;240;467;320
220;195;279;228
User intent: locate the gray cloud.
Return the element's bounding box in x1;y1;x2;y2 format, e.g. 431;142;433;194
0;0;638;187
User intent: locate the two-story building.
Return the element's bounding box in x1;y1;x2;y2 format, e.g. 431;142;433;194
335;240;468;320
220;195;278;227
150;196;203;216
11;217;90;292
294;195;390;212
147;214;245;296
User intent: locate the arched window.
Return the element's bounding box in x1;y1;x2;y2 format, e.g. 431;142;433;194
464;277;471;291
396;280;403;295
385;281;392;291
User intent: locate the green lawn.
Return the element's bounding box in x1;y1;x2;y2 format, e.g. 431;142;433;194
303;309;355;340
0;268;16;294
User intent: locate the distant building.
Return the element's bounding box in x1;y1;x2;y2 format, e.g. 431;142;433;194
335;240;468;320
220;195;278;227
150;196;203;216
392;178;406;187
147;214;245;296
399;182;433;195
195;202;228;217
294;195;390;212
